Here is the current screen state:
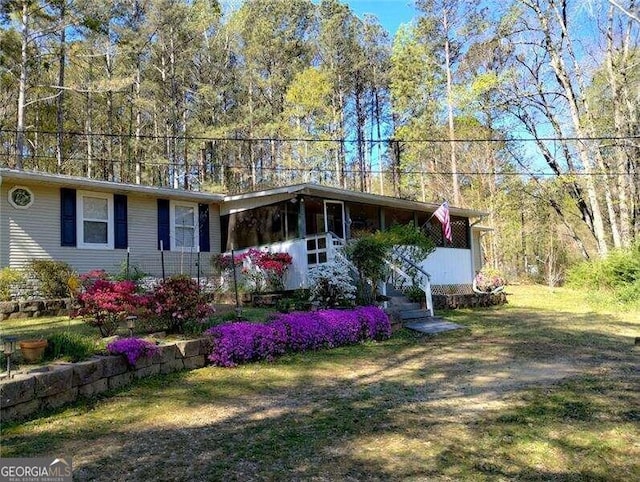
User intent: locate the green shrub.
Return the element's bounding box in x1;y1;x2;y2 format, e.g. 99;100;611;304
403;285;425;303
0;267;24;301
28;259;75;298
566;242;640;304
114;258;146;281
45;332;96;362
346;223;435;305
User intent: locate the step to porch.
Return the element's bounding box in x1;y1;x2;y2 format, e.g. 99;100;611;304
405;318;464;335
398;308;433;320
386;292;464;335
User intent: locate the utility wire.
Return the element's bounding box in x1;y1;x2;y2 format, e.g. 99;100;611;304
1;128;639;144
0;152;634;177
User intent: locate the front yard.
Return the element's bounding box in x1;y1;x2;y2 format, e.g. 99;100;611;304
1;285;639;480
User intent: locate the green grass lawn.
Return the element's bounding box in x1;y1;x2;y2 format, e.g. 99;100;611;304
1;285;638;481
0;315;97;340
0;305;273;366
0;305;273;340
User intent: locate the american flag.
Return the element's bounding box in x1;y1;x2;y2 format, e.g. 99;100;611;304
433;202;452;243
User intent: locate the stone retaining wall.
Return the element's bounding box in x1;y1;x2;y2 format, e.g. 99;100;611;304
432;292;507;310
0;338;210;422
0;299;73;321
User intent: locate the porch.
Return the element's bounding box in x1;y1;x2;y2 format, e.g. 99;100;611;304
221;184;484;293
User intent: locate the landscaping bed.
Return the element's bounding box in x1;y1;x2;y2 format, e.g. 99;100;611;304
0;337;209;422
1;305;391;421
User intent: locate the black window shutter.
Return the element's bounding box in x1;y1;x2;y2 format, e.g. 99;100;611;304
157;199;170;250
114;194;128;249
199;204;210;252
60;188;77;247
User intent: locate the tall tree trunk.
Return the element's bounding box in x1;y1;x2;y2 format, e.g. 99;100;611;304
134;63;142;184
355;76;366;192
16;1;29;169
531;0;609;255
56;2;66;173
85;89;93;178
606;6;633;247
443;7;460;205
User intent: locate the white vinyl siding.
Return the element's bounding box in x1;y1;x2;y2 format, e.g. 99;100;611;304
421;247;474;285
2;183;222;275
77;191;114;249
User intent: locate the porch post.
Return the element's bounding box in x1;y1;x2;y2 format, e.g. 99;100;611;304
298;198;306;238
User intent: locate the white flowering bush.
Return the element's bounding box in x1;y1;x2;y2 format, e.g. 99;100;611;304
308;258;357;308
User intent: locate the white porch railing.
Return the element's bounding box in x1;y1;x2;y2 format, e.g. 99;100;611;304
304;234;433;315
384;247;434;316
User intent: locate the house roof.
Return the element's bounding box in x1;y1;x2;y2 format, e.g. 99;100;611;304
0;168;225;203
1;169;487;218
224;183;488;218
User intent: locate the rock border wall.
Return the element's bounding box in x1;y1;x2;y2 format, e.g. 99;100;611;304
432;292;507;310
0;338;210;422
0;299;72;321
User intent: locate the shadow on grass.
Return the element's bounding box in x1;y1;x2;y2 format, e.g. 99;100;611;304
2;308;638;481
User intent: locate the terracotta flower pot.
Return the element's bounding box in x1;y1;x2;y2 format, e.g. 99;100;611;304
19;339;48;363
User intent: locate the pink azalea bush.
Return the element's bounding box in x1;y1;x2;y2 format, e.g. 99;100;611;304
107;337;159;366
151;275;215;333
206;306;391;367
213;250;293;293
73;279;150;337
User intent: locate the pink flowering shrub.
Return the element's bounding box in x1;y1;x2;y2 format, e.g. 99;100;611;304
107;337;159;366
206;306;390;367
213;249;293;293
151;275;215;333
474;268;506;293
240;249;293;292
73;278;150;337
79;269;110;288
212;253;244;272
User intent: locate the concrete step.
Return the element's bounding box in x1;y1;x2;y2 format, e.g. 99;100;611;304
394;303;422;312
405;318;464;334
386;288;405;297
388;299;421;310
399;309;431;320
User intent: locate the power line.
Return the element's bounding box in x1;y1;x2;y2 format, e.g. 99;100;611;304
1;128;639;144
0;152;634;177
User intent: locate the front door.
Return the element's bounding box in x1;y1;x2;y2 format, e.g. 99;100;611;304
324;200;345;240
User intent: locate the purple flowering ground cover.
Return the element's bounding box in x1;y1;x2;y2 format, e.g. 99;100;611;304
107;338;159;366
205;306;391;367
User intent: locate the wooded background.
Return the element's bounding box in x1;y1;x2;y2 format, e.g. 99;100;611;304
1;0;638;282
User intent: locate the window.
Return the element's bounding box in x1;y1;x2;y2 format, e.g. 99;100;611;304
8;186;34;209
77;191;114;249
171;201;198;249
346;202;380;235
222;201;299;251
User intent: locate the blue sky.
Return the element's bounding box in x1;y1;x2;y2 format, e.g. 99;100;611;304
346;0;417;35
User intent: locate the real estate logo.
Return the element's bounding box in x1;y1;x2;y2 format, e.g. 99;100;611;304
0;457;72;482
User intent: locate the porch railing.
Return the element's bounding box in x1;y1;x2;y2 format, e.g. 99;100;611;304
304;234;433;315
384;247;434;317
